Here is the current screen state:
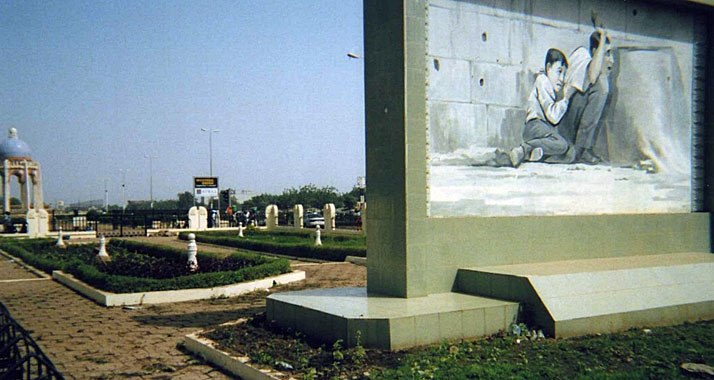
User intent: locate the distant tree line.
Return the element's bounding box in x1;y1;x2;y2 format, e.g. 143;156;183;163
240;184;361;212
101;184;362;213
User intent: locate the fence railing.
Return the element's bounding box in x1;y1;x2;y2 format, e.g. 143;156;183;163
0;302;65;380
44;208;361;237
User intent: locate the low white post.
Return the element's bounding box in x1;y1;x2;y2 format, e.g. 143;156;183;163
314;225;322;246
238;222;244;237
96;234;111;263
56;226;66;248
187;233;198;272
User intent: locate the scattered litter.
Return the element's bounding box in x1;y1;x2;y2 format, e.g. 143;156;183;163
643;328;652;334
123;306;140;310
681;363;714;376
276;361;294;370
8;259;14;263
509;323;522;336
515;338;522;344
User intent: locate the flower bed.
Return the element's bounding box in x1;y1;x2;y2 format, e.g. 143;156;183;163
178;229;366;262
0;239;291;294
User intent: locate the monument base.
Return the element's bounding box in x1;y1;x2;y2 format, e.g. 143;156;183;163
457;252;714;337
266;287;518;350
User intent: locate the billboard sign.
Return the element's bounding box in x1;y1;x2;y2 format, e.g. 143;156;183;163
194;177;218;199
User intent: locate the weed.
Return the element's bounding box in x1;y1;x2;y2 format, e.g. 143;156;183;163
352;330;367;365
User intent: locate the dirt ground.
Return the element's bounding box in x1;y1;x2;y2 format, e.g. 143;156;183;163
0;236;366;379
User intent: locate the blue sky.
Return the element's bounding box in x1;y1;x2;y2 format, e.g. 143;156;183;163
0;1;364;206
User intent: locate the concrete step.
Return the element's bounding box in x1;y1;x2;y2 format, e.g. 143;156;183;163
457;252;714;337
267;287;519;349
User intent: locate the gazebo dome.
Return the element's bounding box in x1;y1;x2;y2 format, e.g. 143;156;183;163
0;128;32;161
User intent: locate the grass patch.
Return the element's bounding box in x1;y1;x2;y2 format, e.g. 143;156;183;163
179;229;366;261
0;238;290;293
203;316;714;380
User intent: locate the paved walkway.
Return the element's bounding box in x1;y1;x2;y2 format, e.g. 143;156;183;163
0;239;366;379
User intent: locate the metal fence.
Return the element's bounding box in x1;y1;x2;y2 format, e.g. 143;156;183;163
45;208;361;237
0;302;65;380
50;209;193;237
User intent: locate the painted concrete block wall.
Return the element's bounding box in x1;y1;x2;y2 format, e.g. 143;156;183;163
427;0;695;152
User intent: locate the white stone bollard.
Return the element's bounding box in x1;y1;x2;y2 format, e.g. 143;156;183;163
188;206;199;229
266;204;278;230
198;207;208;230
38;209;49;237
361;202;367;236
187;233;198;272
293;204;304;229
56;226;66;248
96;234;111;263
323;203;336;232
238;222;244;237
314;225;322;246
26;209;38;238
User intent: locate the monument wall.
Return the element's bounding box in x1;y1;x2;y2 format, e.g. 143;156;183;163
365;0;713;298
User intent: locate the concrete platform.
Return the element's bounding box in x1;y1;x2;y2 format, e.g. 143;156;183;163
266;287;518;350
457;252;714;337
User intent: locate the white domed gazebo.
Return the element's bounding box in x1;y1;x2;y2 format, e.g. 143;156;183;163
0;128;45;216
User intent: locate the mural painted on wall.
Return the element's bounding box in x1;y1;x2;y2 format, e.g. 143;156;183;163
427;0;695;217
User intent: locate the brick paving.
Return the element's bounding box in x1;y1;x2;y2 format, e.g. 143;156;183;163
0;238;366;379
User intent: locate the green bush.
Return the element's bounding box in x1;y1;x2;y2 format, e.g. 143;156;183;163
0;238;291;293
179;230;366;261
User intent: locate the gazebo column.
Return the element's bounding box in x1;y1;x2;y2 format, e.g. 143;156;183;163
2;160;8;213
21;161;30;212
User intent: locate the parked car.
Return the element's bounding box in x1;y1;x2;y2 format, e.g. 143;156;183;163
303;213;325;228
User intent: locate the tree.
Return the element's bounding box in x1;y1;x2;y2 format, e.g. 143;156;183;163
340;186;362;210
177;191;195;210
241;184;352;212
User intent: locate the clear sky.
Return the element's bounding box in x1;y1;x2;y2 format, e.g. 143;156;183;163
0;1;365;206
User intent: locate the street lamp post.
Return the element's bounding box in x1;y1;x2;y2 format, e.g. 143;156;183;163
104;179;108;212
200;128;220;177
144;154;157;209
119;169;130;212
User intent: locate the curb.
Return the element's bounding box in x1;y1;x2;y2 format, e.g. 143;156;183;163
184;320;293;380
53;270;306;307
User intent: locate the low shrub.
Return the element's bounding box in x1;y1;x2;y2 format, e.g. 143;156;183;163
0;238;290;293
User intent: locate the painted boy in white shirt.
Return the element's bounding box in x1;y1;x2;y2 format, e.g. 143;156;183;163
509;48;577;167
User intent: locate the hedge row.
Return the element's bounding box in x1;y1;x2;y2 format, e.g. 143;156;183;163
108;239;270;268
179;232;366;261
0;239;291;294
64;258;290;293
